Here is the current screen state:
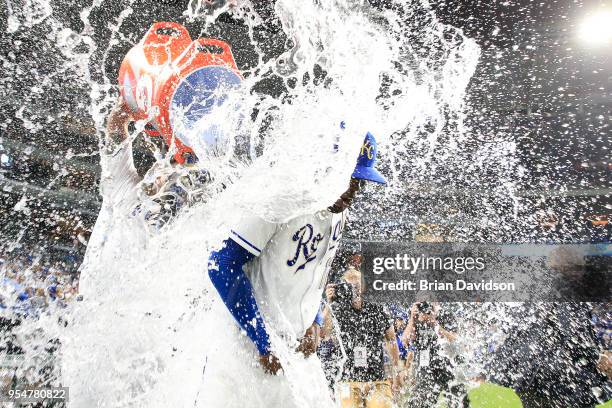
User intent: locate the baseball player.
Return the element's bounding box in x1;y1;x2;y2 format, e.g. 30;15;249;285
97;97;212;231
203;131;386;406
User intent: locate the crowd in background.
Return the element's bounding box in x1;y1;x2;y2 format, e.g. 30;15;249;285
0;249;80;319
315;256;612;407
0;248;80;400
0;214;609;407
312;213;611;408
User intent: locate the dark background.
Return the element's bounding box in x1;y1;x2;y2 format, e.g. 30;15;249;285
0;0;610;271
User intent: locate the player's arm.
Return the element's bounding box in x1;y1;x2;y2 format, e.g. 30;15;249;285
208;238;272;356
297;305;324;357
207;218;279;373
101;97;142;201
105;97;132;152
319;303;333;340
297;323;320;358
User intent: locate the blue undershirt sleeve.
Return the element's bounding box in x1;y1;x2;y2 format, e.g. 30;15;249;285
314;303;325;327
207;238;271;355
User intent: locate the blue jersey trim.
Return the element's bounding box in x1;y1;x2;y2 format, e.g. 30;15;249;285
230;230;262;255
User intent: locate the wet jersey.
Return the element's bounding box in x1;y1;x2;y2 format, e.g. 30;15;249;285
230;209;347;338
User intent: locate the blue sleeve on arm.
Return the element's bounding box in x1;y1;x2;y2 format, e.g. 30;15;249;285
208;238;271;355
314;303;325;327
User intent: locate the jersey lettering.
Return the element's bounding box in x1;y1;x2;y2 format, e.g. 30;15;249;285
328;217;344;252
332;219;343;240
287;224;324;273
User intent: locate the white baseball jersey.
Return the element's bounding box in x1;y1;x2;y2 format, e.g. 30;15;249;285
229;209;347;338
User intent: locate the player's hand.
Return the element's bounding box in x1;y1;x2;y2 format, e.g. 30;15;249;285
106;97;133;146
259;353;282;375
296;333;317;358
108;98;132;126
325;284;335;302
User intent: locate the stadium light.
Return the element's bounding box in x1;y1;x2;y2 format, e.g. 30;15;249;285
578;10;612;46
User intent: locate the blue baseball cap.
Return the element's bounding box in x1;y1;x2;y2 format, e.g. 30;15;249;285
352;132;387;185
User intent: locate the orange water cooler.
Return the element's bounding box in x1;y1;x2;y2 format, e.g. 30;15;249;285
118;22;241;164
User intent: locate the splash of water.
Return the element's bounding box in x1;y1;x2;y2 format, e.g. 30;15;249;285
0;0;509;406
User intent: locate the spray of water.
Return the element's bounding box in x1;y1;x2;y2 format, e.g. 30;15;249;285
0;0;521;407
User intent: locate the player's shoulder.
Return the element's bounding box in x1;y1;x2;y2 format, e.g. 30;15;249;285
232;214;281;235
236;214;277;224
230;214;280;256
279;209;335;227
